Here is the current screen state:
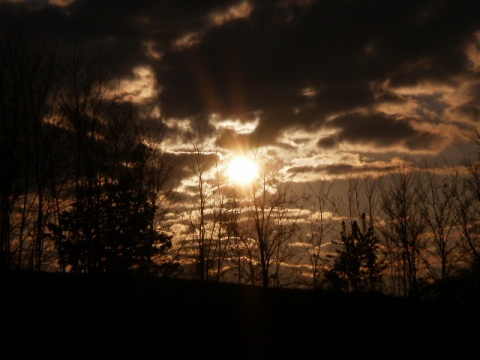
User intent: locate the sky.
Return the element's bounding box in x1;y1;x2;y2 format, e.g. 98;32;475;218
2;0;480;186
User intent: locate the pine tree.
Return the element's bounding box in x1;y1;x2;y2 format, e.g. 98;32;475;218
324;213;385;293
48;172;175;276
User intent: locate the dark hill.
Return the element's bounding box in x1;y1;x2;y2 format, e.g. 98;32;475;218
1;272;478;359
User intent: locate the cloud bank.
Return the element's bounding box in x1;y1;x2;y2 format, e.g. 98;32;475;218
2;0;480;179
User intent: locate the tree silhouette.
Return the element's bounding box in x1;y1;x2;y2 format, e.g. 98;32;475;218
0;27;59;272
297;178;337;289
242;155;302;287
49;173;173;275
180;130;229;282
324;213;385;293
381;165;426;299
44;49;177;276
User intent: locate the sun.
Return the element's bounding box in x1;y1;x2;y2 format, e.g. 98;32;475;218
226;155;260;185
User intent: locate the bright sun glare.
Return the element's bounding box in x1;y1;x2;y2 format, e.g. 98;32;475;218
226;155;259;185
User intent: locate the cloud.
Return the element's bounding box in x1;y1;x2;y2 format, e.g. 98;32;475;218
319;111;442;151
208;0;253;26
2;0;480;176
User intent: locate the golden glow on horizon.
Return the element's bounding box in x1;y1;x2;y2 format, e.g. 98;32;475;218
226;155;259;185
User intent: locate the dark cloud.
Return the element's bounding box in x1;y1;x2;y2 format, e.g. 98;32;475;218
1;0;479;160
294;162;398;177
448;83;480;123
451;102;480;123
319;111;442;150
317;136;337;149
155;0;480;139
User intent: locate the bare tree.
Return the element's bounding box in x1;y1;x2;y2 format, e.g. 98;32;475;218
0;27;61;272
180;131;230;282
57;48;113;191
456;129;480;266
141;120;182;276
297;178;336;289
380;163;427;299
238;155;301;288
416;160;462;298
222;194;264;286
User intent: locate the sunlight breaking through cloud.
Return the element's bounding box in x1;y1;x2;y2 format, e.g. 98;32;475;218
107;66;160;104
208;0;253;26
209;116;259;134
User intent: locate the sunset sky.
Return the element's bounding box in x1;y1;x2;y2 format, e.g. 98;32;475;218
2;0;480;186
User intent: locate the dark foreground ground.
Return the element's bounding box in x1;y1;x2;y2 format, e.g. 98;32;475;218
2;272;479;359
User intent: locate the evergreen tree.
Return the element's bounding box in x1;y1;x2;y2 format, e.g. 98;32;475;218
324;213;385;293
48;172;175;276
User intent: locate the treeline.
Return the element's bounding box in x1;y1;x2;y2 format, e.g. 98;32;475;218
1;31;479;304
0;33;180;277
